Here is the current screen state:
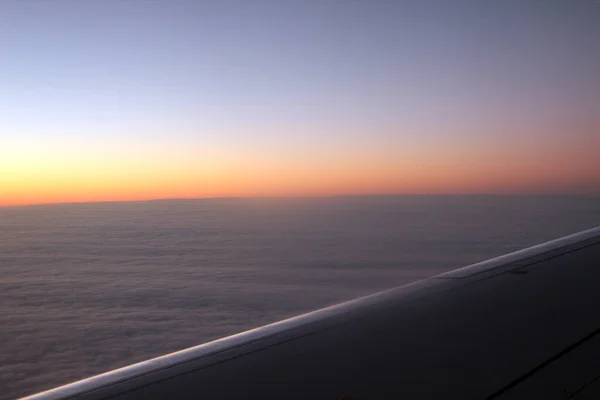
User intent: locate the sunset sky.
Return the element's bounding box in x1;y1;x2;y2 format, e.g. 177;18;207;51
1;1;599;206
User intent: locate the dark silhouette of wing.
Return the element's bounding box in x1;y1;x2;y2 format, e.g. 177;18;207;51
23;227;600;400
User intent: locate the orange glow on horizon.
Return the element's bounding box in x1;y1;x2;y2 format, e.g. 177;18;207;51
2;126;598;207
2;156;598;207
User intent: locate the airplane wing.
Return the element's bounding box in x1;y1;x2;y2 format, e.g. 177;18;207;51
22;226;600;400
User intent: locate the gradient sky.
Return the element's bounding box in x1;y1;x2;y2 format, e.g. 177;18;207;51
1;1;599;206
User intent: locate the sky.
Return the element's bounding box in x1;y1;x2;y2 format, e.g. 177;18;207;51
1;0;599;206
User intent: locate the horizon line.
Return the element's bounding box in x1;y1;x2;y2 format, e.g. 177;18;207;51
2;192;599;209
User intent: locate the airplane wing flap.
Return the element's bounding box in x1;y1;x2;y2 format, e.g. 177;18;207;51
498;333;600;399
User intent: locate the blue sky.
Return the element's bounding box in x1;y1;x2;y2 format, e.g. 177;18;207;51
1;1;599;204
